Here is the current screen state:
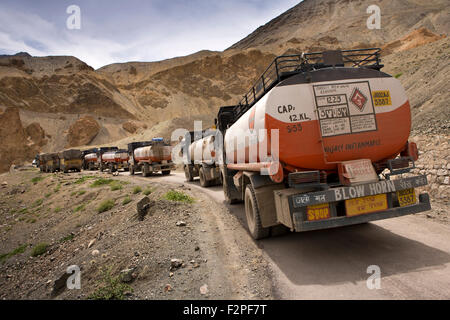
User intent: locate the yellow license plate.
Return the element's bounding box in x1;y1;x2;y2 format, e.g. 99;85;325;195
397;188;416;207
345;194;388;217
307;203;330;221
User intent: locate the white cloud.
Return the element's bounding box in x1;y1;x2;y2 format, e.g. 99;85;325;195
0;1;300;68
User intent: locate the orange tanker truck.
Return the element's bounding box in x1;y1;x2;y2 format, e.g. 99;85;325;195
217;48;431;239
128;138;174;176
82;148;99;170
101;149;129;172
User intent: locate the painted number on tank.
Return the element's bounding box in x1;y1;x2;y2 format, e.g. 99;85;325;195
286;123;302;133
326;95;342;104
288;113;311;122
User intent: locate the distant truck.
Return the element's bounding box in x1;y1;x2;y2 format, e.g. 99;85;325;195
38;154;47;172
44;153;60;173
101;149;129;172
182;131;221;187
128;138;174;176
97;147;119;172
82;148;99;171
58;149;82;173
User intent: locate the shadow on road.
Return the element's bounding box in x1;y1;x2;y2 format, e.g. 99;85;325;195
146;172;450;287
257;223;450;286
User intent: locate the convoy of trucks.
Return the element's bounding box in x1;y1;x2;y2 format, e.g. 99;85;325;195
34;48;430;240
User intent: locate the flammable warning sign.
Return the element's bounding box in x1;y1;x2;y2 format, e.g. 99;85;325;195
372;90;392;107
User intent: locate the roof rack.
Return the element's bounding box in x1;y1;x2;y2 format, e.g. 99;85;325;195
233;48;382;120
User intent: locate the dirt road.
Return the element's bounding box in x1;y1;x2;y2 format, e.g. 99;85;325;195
144;171;450;300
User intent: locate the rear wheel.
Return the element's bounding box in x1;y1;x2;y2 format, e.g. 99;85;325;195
222;169;240;204
184;165;194;182
244;184;270;240
130;165;135;175
142;163;149;177
199;167;210;187
162;170;171;176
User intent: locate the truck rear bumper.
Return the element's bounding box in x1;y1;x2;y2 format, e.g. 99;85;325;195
292;193;431;232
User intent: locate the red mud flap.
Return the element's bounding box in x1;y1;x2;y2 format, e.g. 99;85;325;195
292;193;431;232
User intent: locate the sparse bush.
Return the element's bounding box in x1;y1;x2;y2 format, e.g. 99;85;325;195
73;204;85;213
31;243;48;257
78;190;86;196
110;182;123;191
90;178;115;188
59;234;74;243
54;184;61;193
143;188;153;196
132;186;142;194
74;176;96;184
31;176;43;184
34;199;43;207
88;267;133;300
97;199;115;213
54;207;62;213
0;244;28;263
71;191;77;196
45;192;52;198
122;196;132;205
19;208;28;214
394;72;403;78
164;190;194;203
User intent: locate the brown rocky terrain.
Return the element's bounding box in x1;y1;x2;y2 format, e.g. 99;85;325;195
0;108;41;173
0;169;272;299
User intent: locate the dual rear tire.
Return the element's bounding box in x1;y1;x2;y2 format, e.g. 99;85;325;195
244;184;270;240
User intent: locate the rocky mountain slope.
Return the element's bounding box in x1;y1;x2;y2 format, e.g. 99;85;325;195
0;0;448;172
229;0;449;53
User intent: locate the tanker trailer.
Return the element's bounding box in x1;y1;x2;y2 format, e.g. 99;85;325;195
101;149;129;172
217;48;431;239
182;130;222;187
59;149;82;173
97;147;118;172
128;138;174;176
82;148;99;170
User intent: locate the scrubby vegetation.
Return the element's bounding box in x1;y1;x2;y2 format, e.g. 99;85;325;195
110;181;123;191
90;178;115;187
164;190;194;203
0;244;28;263
88;267;133;300
122;196;132;205
73;204;85;213
74;176;96;184
132;186;142;194
31;176;44;184
143;187;153;196
31;243;48;257
97;199;115;213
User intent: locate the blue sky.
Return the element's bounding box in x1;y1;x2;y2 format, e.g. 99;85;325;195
0;0;300;68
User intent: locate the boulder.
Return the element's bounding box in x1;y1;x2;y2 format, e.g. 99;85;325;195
66;116;100;147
